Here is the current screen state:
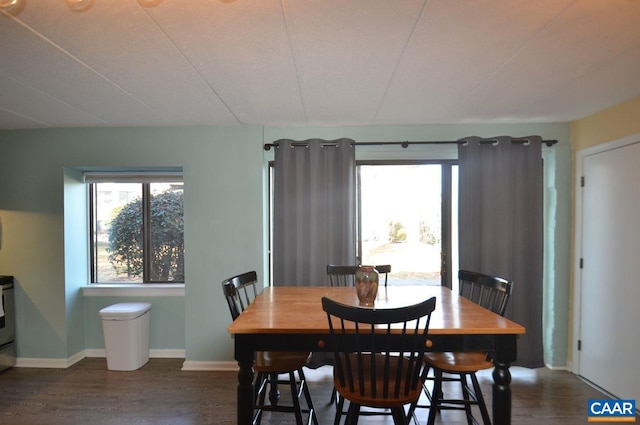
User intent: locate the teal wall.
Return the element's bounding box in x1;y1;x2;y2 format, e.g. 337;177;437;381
0;123;571;367
63;167;88;358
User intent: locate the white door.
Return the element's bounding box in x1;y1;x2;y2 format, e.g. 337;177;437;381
578;139;640;402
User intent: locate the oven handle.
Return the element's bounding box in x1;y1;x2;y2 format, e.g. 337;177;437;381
0;292;5;329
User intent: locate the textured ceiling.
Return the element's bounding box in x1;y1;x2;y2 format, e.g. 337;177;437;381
1;0;639;130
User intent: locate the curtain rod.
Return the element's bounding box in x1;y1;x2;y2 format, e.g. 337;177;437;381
263;138;558;151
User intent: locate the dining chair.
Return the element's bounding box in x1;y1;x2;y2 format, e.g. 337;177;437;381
322;295;437;425
221;271;318;425
325;264;360;415
326;265;359;287
375;264;391;287
407;269;513;425
325;263;392;422
327;264;391;287
326;264;360;421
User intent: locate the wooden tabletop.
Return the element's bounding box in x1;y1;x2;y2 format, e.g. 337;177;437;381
227;285;525;336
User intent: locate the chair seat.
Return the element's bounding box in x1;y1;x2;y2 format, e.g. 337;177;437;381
334;354;423;409
255;351;312;372
424;351;493;373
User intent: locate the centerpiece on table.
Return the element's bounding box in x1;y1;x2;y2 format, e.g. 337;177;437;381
355;265;378;306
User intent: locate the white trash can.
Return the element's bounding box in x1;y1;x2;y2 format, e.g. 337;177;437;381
99;302;151;371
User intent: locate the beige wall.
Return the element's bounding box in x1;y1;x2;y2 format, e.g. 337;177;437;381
571;96;640;150
568;95;640;364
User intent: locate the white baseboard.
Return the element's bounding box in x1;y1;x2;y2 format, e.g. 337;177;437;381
566;360;575;373
85;348;185;359
15;349;186;369
181;360;238;372
15;351;85;369
84;349;105;358
150;349;186;358
544;363;570;371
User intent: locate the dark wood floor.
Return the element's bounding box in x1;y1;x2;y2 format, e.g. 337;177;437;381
0;358;626;424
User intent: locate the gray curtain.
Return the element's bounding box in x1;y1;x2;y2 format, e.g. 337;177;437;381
273;138;356;286
458;136;544;368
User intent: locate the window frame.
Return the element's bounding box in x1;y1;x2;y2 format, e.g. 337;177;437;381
87;172;184;284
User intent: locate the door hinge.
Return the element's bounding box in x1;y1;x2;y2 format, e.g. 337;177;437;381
580;258;584;269
578;340;582;351
581;176;585;187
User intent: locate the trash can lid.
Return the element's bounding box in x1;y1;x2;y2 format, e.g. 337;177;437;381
99;302;151;320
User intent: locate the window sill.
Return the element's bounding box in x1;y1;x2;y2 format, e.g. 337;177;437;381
82;284;185;297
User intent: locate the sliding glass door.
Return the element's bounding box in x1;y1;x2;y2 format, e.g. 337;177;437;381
268;160;458;287
357;161;457;288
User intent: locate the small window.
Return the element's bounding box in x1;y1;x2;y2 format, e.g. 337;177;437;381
87;172;184;284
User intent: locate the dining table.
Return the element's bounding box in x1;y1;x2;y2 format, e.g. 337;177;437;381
227;285;526;425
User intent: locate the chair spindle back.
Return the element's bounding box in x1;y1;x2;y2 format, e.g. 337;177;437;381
221;271;260;320
458;269;512;316
326;265;359;287
322;296;436;405
375;264;391;287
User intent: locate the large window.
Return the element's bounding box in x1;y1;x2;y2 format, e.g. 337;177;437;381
88;172;184;284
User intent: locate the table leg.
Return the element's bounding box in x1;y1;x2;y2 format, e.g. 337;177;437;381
492;359;512;425
491;334;517;425
237;358;254;425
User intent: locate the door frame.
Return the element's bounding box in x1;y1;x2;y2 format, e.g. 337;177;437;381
572;132;640;374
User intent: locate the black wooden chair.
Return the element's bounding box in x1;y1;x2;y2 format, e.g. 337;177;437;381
325;264;360;415
327;264;391;287
322;295;437;425
407;269;513;425
325;263;393;422
221;271;318;425
326;265;359;287
375;264;391;287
